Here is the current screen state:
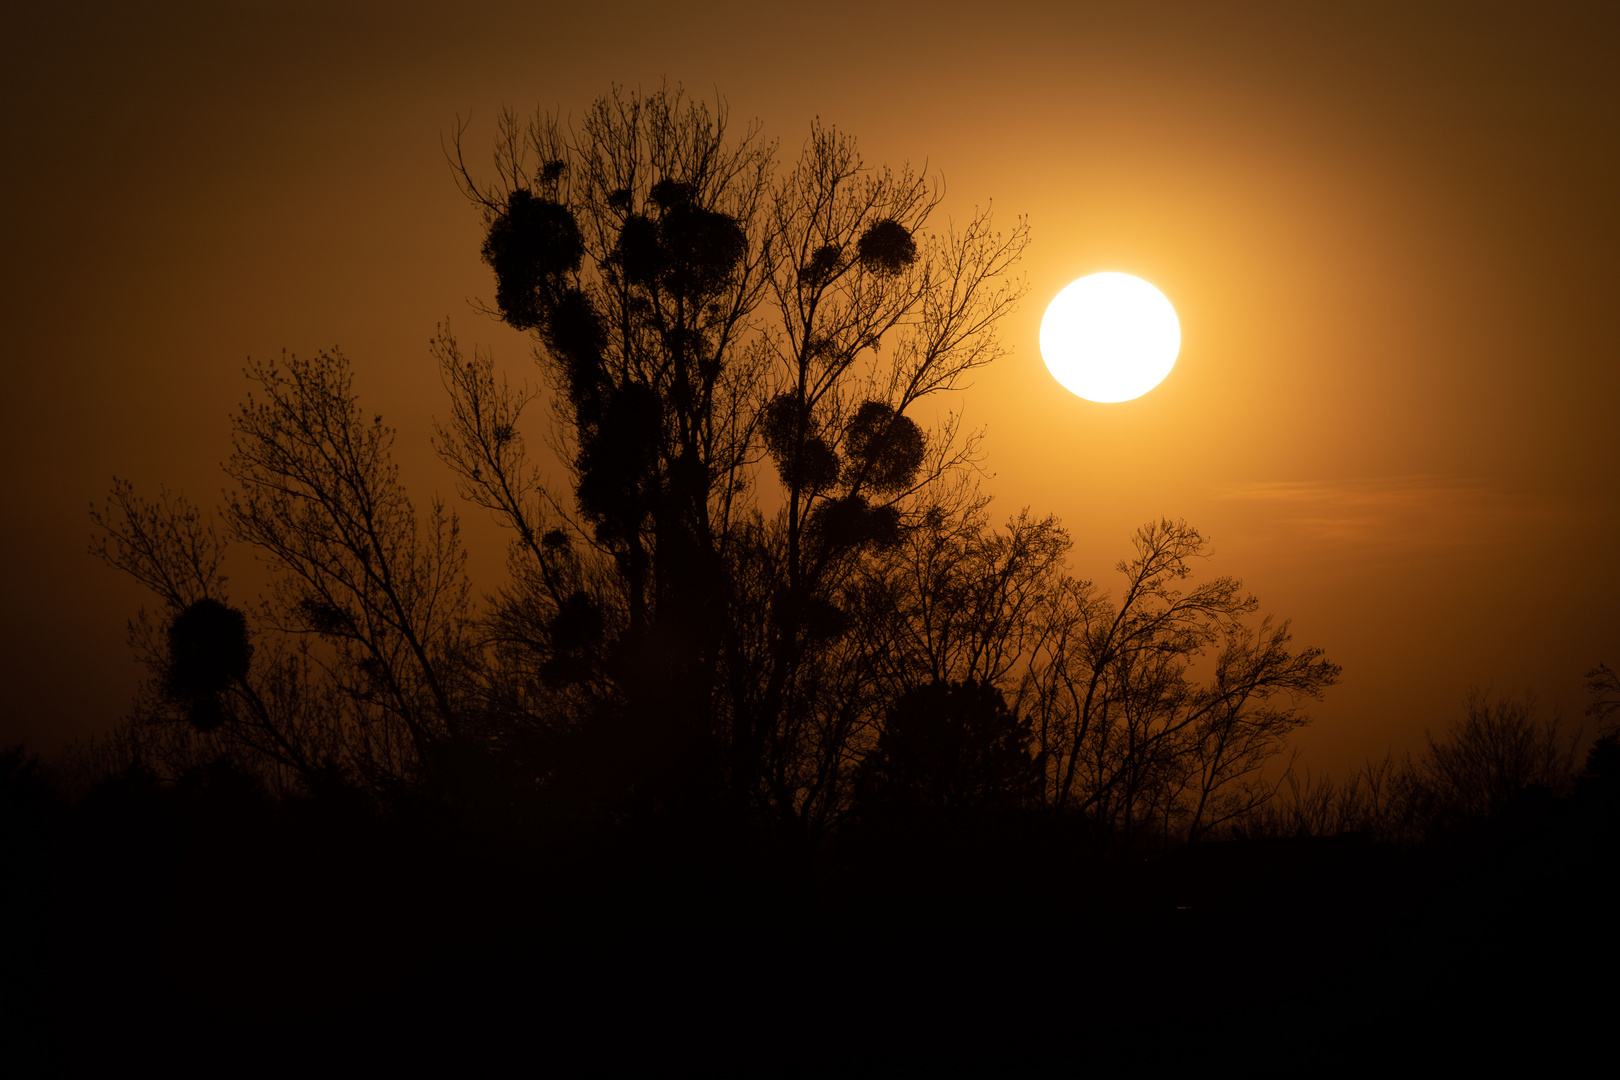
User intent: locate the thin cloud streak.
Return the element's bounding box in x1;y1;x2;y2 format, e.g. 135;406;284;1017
1213;475;1564;555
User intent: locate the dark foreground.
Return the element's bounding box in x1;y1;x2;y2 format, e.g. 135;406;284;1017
5;755;1615;1074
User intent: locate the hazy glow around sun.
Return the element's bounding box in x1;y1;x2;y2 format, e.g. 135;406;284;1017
1039;272;1180;403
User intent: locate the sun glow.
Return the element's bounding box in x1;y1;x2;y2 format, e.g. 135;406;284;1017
1039;273;1180;403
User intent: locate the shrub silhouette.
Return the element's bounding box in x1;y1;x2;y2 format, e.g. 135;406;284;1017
856;679;1041;815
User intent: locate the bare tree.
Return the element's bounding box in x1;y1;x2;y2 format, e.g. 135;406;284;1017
90;480;228;612
1233;754;1406;840
744;127;1027;836
89;483;345;792
1400;692;1580;835
848;511;1339;850
1587;663;1619;732
91;345;474;797
1236;691;1585;844
225;350;472;774
1044;521;1337;849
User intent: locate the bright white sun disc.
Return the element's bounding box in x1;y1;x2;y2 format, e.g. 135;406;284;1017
1039;272;1180;403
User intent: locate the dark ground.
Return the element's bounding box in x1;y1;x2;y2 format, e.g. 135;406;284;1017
5;753;1614;1074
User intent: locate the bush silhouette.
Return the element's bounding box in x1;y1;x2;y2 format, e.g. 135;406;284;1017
856;680;1041;816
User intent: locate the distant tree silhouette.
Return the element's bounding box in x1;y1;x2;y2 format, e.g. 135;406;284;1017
1587;663;1619;731
1398;692;1580;838
1579;663;1620;818
1228;754;1406;840
1575;669;1620;841
1234;690;1585;843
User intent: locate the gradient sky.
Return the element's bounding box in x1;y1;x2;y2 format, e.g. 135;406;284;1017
4;1;1616;772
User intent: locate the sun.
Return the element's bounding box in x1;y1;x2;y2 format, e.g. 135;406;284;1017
1039;272;1180;403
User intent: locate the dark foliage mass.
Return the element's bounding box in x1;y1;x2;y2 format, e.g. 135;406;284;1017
843;400;925;493
163;599;251;732
481;190;584;330
621;184;747;298
761;392;840;492
857;217;918;277
165;599;252;698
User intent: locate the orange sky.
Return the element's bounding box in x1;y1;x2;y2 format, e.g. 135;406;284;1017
3;1;1616;771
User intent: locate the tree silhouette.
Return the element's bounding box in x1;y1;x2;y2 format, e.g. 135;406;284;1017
90;354;473;797
441;86;1030;838
1399;692;1580;837
874;512;1339;851
60;81;1620;1071
226;350;472;772
1587;662;1619;731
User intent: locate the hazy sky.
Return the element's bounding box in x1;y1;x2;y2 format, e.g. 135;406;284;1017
4;1;1616;770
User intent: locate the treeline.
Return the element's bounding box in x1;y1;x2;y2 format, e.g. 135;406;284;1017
1239;673;1620;845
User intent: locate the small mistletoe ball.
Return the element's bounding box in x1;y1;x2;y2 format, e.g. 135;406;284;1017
166;598;252;700
857;219;916;277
